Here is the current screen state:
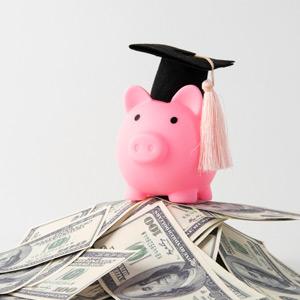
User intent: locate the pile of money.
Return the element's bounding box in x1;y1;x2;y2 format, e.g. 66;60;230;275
0;198;300;300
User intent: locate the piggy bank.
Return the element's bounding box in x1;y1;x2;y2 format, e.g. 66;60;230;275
116;85;215;204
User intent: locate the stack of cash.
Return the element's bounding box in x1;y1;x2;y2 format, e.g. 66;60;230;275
0;198;300;300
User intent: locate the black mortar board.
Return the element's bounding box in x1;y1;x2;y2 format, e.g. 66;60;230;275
129;43;234;102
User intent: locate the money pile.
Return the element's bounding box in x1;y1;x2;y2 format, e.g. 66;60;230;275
0;198;300;300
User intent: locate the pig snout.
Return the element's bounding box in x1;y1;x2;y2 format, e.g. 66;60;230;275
128;133;168;163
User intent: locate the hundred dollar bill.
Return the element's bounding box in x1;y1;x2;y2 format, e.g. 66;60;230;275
0;263;47;294
72;281;109;300
219;224;300;299
93;200;140;238
165;202;225;242
27;251;83;286
202;250;264;299
194;201;300;221
90;202;111;214
0;208;109;273
95;202;242;300
193;219;225;246
267;252;300;286
13;249;135;300
123;198;225;243
198;226;223;261
0;296;25;300
21;207;93;244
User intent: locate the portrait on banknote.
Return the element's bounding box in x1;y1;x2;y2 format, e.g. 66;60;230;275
0;245;32;269
226;255;300;295
110;261;207;299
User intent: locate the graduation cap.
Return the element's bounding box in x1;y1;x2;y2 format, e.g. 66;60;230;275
129;43;234;102
129;43;234;172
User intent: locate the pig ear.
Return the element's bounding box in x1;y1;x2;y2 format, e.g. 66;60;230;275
171;85;202;116
124;86;151;112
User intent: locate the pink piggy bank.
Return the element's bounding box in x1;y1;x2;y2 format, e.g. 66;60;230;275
116;85;215;204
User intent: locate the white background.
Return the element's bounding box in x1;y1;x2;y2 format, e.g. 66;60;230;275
0;0;299;271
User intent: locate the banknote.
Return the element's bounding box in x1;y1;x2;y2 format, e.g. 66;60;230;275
198;226;222;260
0;208;109;273
94;200;140;238
27;251;83;286
123;199;225;243
219;224;300;299
72;281;109;300
202;250;264;299
13;249;135;300
0;296;25;300
90;202;111;214
165;202;225;242
21;207;93;244
1;198;299;300
267;252;300;286
194;201;300;221
0;263;46;294
95;202;242;300
193;218;225;246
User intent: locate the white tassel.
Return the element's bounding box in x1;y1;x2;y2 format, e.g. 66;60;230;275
198;79;232;172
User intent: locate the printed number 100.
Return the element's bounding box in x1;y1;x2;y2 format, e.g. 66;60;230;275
144;216;161;237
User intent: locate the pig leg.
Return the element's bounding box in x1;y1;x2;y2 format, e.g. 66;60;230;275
197;186;212;201
169;189;198;204
125;185;147;202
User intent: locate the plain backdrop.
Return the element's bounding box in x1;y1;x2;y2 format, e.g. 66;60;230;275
0;0;299;271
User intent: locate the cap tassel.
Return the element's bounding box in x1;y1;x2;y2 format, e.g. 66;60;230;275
198;78;232;172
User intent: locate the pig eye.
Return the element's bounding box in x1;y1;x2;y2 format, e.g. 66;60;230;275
170;116;178;124
134;114;140;121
